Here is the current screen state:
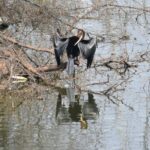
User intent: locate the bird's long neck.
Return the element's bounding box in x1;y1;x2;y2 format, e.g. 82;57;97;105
74;30;85;46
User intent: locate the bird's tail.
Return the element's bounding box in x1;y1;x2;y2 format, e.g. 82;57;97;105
66;57;75;75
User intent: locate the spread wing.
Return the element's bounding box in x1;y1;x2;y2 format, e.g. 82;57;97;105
78;38;97;68
53;36;69;65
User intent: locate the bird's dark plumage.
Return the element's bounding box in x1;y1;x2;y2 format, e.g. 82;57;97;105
53;29;97;75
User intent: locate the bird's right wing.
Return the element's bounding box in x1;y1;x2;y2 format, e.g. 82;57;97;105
53;36;69;65
78;37;97;68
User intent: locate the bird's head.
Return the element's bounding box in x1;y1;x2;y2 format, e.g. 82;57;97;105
74;29;85;46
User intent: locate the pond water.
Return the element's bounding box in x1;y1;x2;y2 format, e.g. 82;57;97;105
0;0;150;150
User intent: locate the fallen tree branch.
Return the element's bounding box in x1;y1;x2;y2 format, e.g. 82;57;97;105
12;48;66;73
0;33;54;54
1;48;66;80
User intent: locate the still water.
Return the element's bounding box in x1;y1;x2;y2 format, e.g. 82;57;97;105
0;0;150;150
0;72;149;150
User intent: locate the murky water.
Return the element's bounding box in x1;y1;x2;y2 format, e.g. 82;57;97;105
0;0;150;150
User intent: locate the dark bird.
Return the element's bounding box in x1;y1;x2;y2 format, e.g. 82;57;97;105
0;23;9;31
53;29;97;75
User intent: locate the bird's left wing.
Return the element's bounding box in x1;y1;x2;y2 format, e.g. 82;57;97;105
78;37;97;68
53;36;69;65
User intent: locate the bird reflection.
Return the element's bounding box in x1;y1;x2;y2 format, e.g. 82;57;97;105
55;86;99;128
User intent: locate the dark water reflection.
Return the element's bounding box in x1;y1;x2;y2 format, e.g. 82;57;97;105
0;87;100;150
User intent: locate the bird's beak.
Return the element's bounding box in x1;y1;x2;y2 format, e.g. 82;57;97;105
74;35;83;46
